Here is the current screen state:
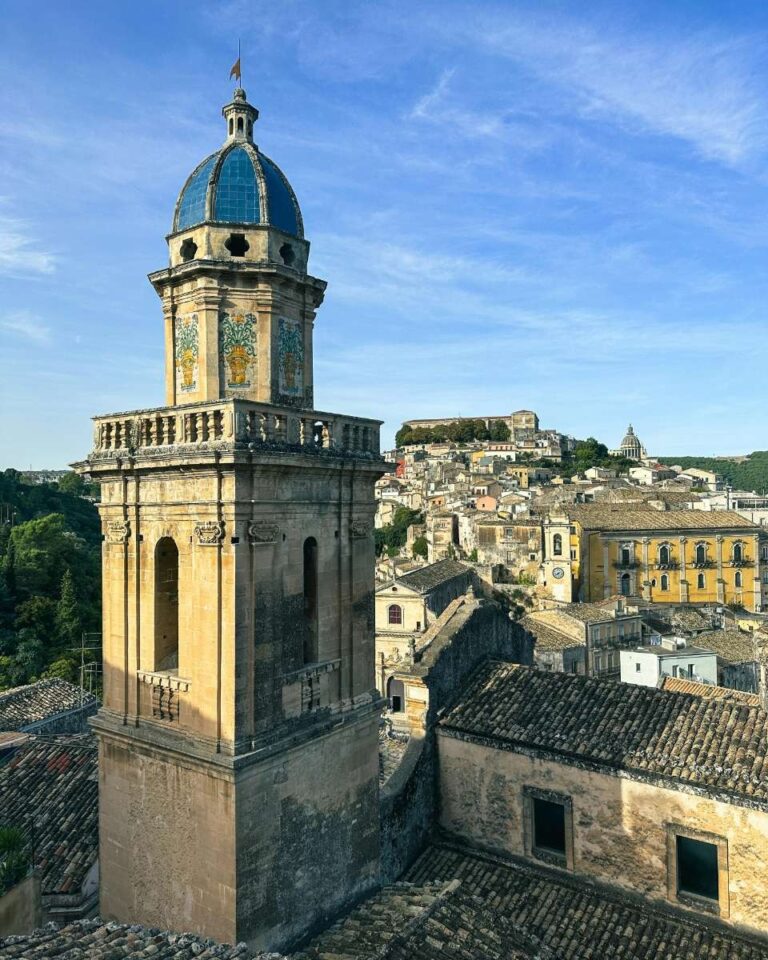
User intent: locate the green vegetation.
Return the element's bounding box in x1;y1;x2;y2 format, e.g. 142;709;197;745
375;506;423;558
525;437;636;477
396;419;510;447
0;469;101;691
657;452;768;495
0;825;30;894
412;536;428;560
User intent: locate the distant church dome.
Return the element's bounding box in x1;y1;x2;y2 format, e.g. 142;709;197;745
172;88;303;238
619;424;644;460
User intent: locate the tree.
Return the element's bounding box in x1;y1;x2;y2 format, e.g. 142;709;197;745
0;825;29;894
412;536;428;560
55;568;83;650
42;656;79;684
489;420;511;442
57;472;85;496
10;514;86;598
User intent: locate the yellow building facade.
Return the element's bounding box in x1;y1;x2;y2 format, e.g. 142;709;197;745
557;506;768;611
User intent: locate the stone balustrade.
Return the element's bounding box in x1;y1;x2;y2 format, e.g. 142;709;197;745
91;399;381;459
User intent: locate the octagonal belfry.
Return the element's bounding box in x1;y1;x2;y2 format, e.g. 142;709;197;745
76;87;387;952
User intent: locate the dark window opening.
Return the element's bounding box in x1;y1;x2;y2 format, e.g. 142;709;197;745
677;835;719;901
620;572;631;596
553;533;562;556
533;797;566;855
303;537;318;664
734;543;743;563
621;546;631;566
229;118;234;135
387;677;404;713
696;543;707;565
247;120;253;137
697;573;706;590
154;537;179;671
735;571;742;588
237;116;244;132
225;233;249;257
180;238;197;262
280;242;295;266
659;544;670;566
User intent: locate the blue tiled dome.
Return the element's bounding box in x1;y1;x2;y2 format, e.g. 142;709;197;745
173;142;303;238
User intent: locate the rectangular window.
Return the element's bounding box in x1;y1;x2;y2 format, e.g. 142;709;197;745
635;662;641;672
533;798;566;855
667;825;728;917
524;787;573;869
676;835;719;901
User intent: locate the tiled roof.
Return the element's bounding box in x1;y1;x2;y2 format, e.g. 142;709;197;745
0;737;98;896
390;560;470;594
0;920;255;958
440;663;768;806
564;505;758;532
670;608;712;633
659;676;761;706
406;841;768;960
292;880;536;960
0;679;98;732
520;616;582;652
696;629;756;664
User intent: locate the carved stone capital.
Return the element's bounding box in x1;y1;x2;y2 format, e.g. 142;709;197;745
195;521;225;545
248;522;280;544
106;520;130;544
350;520;369;539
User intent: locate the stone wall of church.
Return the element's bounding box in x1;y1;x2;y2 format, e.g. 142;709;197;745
379;600;533;882
438;734;768;934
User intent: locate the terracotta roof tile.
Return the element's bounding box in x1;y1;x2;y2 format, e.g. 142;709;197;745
0;737;98;896
405;842;768;959
0;679;98;732
441;663;768;806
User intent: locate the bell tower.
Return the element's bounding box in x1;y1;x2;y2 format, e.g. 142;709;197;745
77;87;386;951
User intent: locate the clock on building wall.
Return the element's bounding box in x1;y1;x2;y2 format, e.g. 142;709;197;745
552;567;565;579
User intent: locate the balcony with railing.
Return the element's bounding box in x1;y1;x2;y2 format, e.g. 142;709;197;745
89;398;381;461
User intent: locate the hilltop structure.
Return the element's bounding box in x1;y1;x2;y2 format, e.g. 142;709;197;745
76;87;386;951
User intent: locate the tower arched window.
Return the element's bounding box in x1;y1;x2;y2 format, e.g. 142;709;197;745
659;544;670;567
660;573;669;591
303;537;318;664
695;543;707;566
735;571;743;588
229;118;233;135
733;543;743;564
697;572;706;590
553;533;563;557
388;604;402;625
154;538;179;671
237;116;244;132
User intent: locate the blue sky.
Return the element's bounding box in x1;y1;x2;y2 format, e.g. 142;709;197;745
2;0;768;467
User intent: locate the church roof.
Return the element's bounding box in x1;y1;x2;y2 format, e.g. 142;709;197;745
440;663;768;807
174;143;302;237
172;89;303;238
405;841;768;960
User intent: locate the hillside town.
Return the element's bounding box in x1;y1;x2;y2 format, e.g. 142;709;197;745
374;416;768;708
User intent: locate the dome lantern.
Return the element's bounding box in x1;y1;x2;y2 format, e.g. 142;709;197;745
222;87;258;144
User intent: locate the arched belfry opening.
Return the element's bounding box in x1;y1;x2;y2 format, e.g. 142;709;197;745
303;537;318;664
155;537;179;671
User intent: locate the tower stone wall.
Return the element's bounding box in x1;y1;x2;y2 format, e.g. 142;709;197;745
77;86;388;952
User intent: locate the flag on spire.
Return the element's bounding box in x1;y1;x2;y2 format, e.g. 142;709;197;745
229;56;241;83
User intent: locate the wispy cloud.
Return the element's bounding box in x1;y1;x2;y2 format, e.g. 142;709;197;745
0;310;51;343
473;17;768;166
0;211;56;276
